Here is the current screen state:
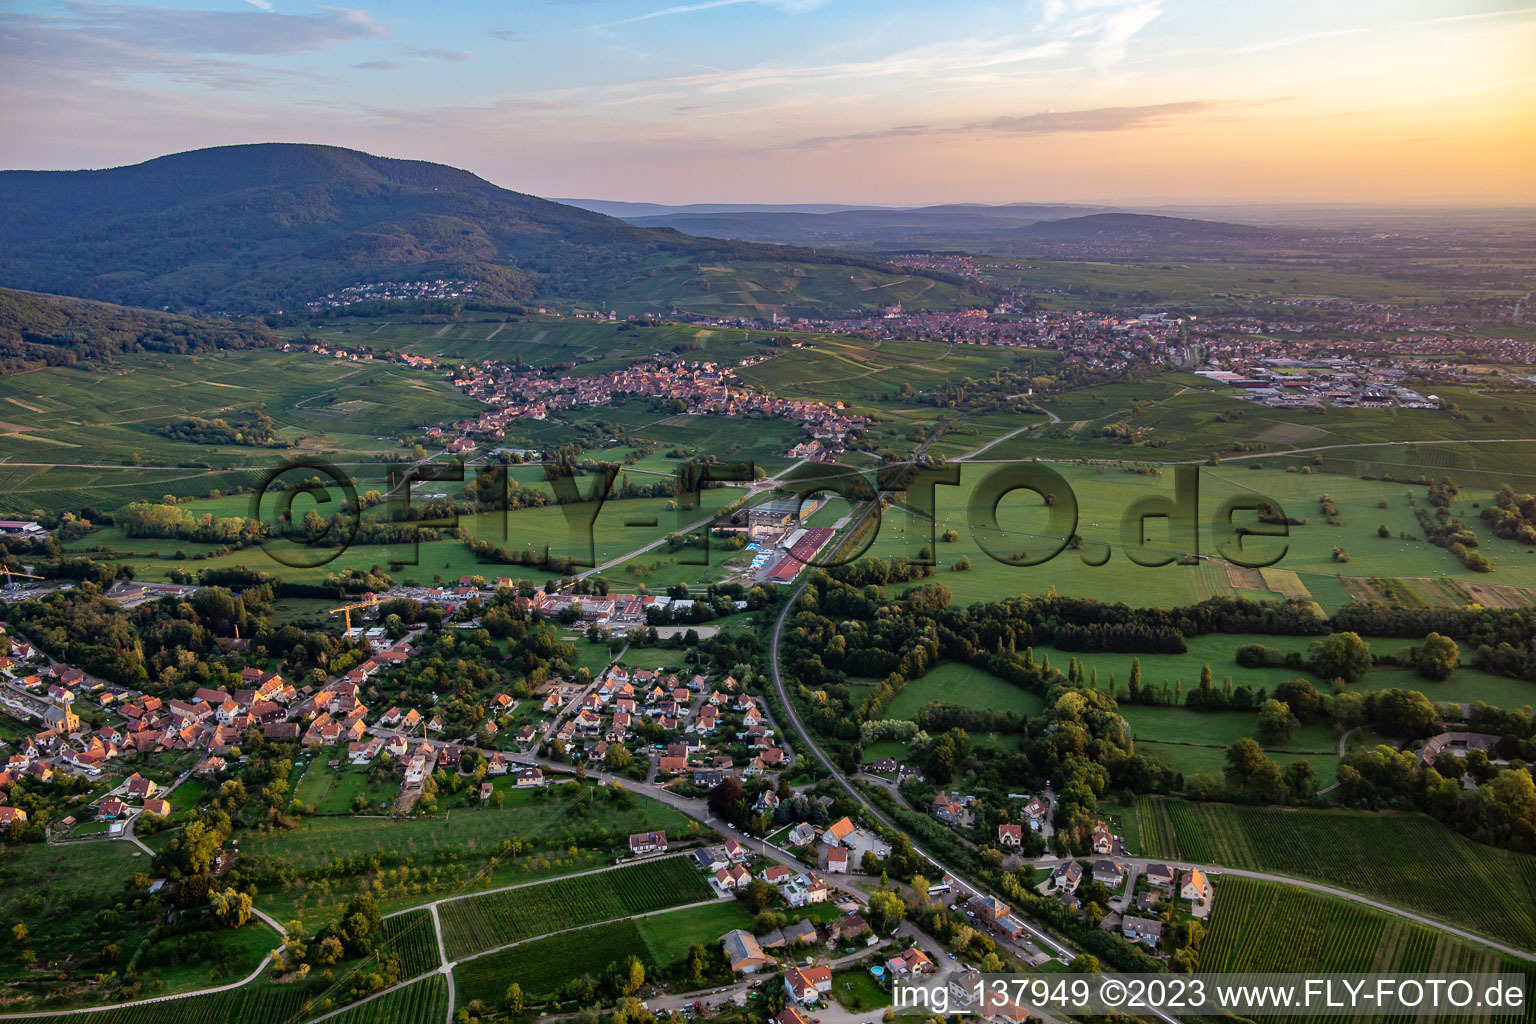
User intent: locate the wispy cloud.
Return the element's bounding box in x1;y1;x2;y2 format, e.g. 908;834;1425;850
790;99;1230;148
1034;0;1164;71
0;2;387;57
598;37;1071;99
403;45;470;62
0;5;370;91
354;59;401;70
596;0;825;29
1084;1;1161;71
242;0;274;10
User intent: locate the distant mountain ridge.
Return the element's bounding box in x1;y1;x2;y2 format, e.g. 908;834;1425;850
1012;212;1271;243
606;202;1115;246
0;144;958;315
560;200;1279;251
555;199;890;218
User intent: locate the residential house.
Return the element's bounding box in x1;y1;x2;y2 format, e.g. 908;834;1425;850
1093;860;1126;886
784;965;832;1006
1123;916;1163;946
783;874;829;907
1181;867;1212;903
932;792;971;827
516;767;545;788
1050;860;1083;894
998;824;1023;848
694;847;728;872
629;830;668;856
823;817;855;846
885;947;935;975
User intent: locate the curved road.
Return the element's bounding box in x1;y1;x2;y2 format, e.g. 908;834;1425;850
764;423;1536;970
765;573;1189;1024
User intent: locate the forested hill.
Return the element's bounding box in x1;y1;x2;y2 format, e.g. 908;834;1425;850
0;288;275;375
0;143;964;315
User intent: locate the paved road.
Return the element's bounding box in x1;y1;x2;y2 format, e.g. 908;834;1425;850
429;902;454;1024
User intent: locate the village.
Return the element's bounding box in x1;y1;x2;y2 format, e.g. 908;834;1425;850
299;277;481;312
0;575;1236;1013
429;354;867;463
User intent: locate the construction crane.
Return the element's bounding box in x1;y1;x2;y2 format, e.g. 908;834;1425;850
0;567;42;591
328;594;380;633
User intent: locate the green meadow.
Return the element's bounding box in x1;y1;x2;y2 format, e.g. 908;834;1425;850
1032;634;1534;712
883;660;1046;721
848;461;1536;613
66;482;741;587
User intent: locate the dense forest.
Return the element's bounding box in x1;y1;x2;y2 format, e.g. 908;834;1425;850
0;288;275;375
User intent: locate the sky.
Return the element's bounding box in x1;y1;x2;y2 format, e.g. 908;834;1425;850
1;0;1534;205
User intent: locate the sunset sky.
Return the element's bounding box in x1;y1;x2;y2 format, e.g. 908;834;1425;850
2;0;1533;204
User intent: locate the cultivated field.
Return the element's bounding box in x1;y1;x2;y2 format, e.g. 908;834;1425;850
437;856;716;961
378;910;441;979
869;461;1536;611
1136;797;1536;950
308;974;449;1024
0;348;477;515
454;899;750;1006
1201;877;1536;1024
0;982;312;1024
455;919;646;1005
